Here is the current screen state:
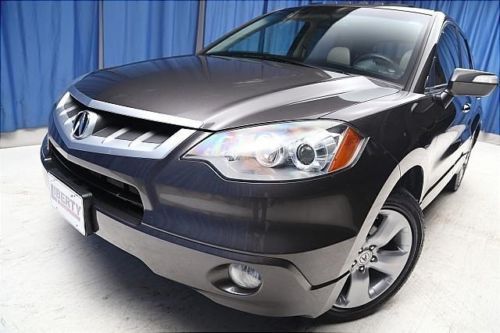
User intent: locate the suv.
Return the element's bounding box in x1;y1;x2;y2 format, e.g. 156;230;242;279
41;5;497;321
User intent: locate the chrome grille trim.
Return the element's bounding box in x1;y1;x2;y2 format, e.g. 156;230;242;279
69;86;203;129
130;131;155;147
53;93;196;159
103;127;130;143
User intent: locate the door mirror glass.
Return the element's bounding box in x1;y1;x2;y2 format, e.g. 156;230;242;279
448;68;498;97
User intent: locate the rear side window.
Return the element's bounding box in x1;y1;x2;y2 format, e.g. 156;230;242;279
426;24;460;90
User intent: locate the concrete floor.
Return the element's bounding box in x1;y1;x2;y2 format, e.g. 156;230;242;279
1;142;499;333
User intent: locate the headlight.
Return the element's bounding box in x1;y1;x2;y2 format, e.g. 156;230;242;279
183;120;366;181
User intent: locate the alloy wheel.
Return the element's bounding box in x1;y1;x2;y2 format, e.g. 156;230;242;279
335;209;413;308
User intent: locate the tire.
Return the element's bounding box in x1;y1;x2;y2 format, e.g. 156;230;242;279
324;188;424;322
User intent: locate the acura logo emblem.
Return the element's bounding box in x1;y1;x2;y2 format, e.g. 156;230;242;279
357;250;372;265
72;111;93;139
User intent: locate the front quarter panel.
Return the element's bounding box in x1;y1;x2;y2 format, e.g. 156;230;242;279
323;90;464;201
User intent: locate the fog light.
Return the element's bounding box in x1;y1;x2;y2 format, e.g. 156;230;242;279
228;264;262;290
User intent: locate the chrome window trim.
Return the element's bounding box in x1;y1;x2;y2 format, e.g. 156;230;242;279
68;86;203;129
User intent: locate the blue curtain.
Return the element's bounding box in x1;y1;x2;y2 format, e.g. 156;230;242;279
267;0;312;11
103;1;199;68
1;1;98;132
204;0;266;45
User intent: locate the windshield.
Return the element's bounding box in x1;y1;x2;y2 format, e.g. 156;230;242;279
206;6;431;84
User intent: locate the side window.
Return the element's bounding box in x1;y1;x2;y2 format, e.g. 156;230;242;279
457;33;473;69
426;25;460;90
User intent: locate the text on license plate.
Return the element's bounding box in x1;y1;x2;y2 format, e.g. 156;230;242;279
48;173;86;235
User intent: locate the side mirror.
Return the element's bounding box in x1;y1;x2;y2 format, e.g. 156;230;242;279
448;68;498;97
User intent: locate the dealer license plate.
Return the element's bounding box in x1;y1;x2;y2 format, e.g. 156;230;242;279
48;173;86;235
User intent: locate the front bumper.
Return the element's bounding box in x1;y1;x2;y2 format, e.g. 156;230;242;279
94;210;341;317
41;137;352;317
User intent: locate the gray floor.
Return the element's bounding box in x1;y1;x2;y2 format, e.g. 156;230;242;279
1;142;499;333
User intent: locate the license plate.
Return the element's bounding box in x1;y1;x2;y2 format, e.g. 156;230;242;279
48;173;86;235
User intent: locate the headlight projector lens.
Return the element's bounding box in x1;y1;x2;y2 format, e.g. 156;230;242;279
296;143;315;165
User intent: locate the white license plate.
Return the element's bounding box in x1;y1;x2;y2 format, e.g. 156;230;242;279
48;173;86;235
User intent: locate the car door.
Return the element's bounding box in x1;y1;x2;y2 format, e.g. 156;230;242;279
456;30;480;142
424;23;471;189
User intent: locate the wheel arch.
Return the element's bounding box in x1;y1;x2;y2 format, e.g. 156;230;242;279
393;166;425;203
323;148;429;314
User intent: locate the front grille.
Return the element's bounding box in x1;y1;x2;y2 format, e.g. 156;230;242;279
67;97;181;148
54;94;196;159
50;143;144;223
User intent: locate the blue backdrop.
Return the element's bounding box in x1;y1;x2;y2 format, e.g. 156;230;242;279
1;0;499;134
1;1;98;132
103;1;198;67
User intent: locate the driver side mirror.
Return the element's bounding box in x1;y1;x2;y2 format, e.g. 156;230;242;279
448;68;498;97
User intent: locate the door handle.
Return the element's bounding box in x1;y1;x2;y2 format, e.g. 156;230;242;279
462;103;471;113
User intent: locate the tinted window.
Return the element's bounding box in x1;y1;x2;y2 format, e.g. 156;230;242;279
426;24;460;88
426;58;447;88
457;33;473;69
207;7;431;84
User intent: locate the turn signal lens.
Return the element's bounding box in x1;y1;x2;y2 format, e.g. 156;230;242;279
328;127;363;172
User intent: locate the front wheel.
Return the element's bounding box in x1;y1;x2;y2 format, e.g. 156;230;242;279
325;189;424;322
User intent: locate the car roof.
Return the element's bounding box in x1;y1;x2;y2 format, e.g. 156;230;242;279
373;5;438;16
296;4;439;17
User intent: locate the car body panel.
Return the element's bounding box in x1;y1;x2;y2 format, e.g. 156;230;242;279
73;55;399;131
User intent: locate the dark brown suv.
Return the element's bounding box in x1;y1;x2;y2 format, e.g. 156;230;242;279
41;5;497;321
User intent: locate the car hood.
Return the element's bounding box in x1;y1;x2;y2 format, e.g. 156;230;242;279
73;55;399;131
